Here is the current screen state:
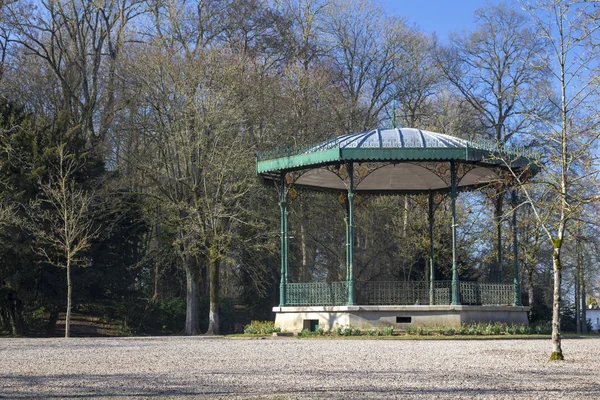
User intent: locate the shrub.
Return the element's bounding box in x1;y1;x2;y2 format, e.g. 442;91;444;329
492;323;503;335
531;321;552;334
300;329;312;337
474;322;484;336
519;324;531;334
157;298;186;333
117;319;133;336
484;323;493;335
243;320;280;335
383;326;394;336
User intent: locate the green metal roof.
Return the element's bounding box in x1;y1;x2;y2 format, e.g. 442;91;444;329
257;129;535;173
257;128;539;192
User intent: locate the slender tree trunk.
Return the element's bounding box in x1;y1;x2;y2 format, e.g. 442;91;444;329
65;259;72;338
550;247;564;360
0;310;7;333
581;268;587;334
0;310;5;332
7;307;17;336
153;205;161;300
184;256;201;335
527;262;534;318
205;258;220;335
402;196;408;239
575;274;581;334
301;218;309;282
575;239;581;334
494;194;503;282
6;292;24;336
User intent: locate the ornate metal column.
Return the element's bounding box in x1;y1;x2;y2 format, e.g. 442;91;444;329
497;197;503;283
428;191;435;305
279;171;288;307
346;163;355;305
512;190;521;306
450;161;460;305
344;216;349;281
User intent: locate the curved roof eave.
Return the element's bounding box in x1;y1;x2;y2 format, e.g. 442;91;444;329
256;147;533;174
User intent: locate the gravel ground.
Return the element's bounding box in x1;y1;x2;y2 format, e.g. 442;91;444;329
1;336;599;399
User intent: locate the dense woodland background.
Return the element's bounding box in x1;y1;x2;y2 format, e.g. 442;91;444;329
0;0;599;337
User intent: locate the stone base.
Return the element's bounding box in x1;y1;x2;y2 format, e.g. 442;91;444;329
273;305;530;333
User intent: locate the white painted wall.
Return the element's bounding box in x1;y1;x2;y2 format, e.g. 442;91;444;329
587;307;600;332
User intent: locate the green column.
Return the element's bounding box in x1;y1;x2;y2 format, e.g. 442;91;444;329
428;191;435;305
344;216;349;281
347;163;355;305
279;172;288;307
512;190;521;306
497;209;503;283
450;162;460;305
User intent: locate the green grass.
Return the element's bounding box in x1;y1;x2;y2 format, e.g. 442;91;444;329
226;333;272;339
293;334;551;340
230;320;595;340
225;332;552;340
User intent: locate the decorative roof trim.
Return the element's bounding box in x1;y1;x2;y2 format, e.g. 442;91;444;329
256;147;534;174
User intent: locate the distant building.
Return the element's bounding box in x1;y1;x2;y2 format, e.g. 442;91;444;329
588;305;600;332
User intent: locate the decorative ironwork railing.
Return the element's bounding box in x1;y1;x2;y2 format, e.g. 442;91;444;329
286;282;348;306
461;282;514;306
284;280;514;306
355;281;452;305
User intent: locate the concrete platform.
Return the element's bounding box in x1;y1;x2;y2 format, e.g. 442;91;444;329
273;305;530;333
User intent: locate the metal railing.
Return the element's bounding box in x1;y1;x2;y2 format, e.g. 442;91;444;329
284;280;514;306
460;281;514;306
286;282;348;306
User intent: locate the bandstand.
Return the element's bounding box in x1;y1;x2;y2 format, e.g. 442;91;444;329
256;128;535;333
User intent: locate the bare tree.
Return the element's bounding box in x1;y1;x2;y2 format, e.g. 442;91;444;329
438;2;552;283
390;30;441;129
124;0;269;333
4;0;143;151
323;0;409;132
506;0;600;360
34;143;99;338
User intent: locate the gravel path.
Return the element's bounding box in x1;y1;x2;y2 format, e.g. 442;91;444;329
1;336;599;399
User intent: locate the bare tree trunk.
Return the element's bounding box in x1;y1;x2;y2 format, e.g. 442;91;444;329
575;237;585;335
6;292;24;336
575;272;581;334
153;205;161;300
205;258;220;335
184;256;201;335
581;268;587;334
550;248;564;360
65;259;72;338
0;310;6;333
301;218;309;282
575;239;581;334
494;194;503;282
402;196;408;239
527;263;534;318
